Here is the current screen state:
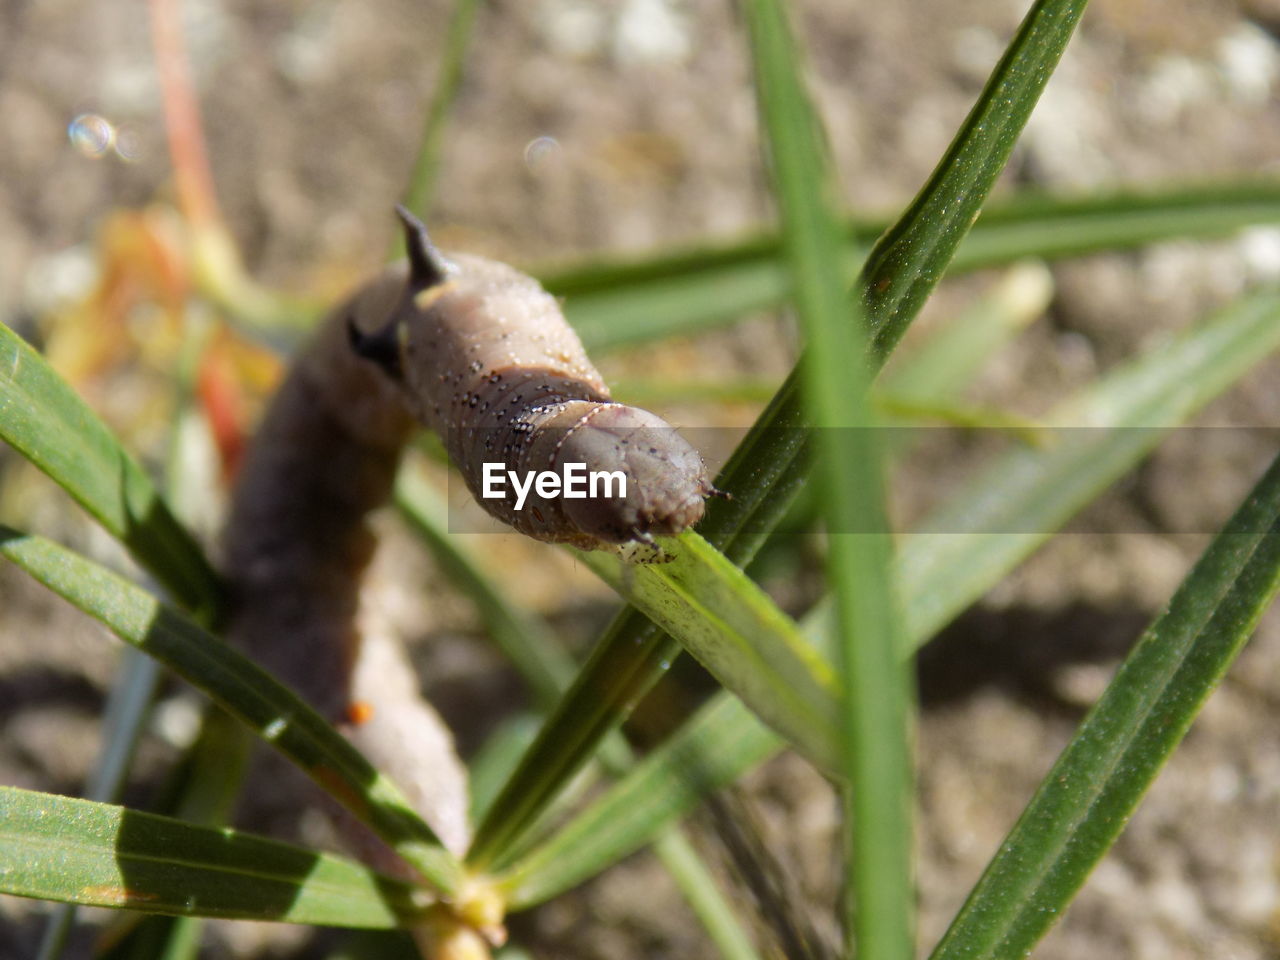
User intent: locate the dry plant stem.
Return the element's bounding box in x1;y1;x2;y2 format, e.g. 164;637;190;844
148;0;219;228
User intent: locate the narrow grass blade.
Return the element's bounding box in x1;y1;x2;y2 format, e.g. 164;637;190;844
548;182;1280;352
0;322;220;616
861;0;1091;358
395;482;765;954
930;451;1280;960
741;0;912;955
652;829;765;960
473;0;1119;876
35;649;164;960
0;528;463;895
400;0;479;220
501;285;1280;903
498;694;782;908
0;786;428;927
900;287;1280;646
577;532;840;774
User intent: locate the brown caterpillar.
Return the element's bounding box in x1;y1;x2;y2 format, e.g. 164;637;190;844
346;208;711;548
222;209;710;857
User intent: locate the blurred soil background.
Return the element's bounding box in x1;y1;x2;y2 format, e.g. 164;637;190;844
3;0;1280;957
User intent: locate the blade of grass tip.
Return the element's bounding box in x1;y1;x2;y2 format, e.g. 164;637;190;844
400;0;480;221
929;449;1280;960
0;787;430;928
498;282;1280;903
575;532;841;775
0;322;221;618
741;1;911;958
472;0;1096;872
862;0;1091;358
0;528;463;895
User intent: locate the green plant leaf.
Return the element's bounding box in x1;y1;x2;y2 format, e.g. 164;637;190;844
0;786;427;927
497;693;782;908
0;321;220;616
0;527;463;895
929;450;1280;960
394;469;764;954
577;532;840;774
546;182;1280;352
742;0;912;953
899;286;1280;647
471;0;1097;874
498;283;1280;902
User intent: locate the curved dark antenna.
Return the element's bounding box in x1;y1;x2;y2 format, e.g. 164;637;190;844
394;204;450;290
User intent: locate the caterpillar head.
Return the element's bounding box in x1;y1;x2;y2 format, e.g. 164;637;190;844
547;402;711;545
349;207;712;550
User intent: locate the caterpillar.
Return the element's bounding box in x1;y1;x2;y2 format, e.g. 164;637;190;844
222;208;711;857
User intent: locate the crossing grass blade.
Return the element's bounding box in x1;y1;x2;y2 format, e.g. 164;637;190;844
0;786;428;928
549;181;1280;352
469;0;1100;875
0;527;463;896
742;0;912;954
899;287;1280;646
928;449;1280;959
493;281;1280;905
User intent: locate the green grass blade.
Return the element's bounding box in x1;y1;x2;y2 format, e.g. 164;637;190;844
497;693;782;908
0;322;220;616
577;532;840;774
394;484;765;955
929;451;1280;960
952;181;1280;270
651;829;765;960
0;528;463;895
741;0;912;954
0;786;427;927
547;181;1280;352
861;0;1091;358
500;285;1280;903
35;649;163;960
900;287;1280;646
472;0;1094;875
400;0;479;219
